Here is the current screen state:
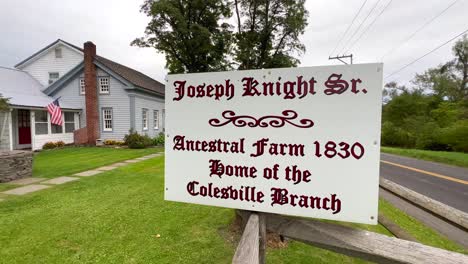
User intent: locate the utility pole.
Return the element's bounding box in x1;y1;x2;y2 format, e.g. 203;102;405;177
328;54;353;65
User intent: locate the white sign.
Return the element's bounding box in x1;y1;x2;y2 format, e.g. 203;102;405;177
165;63;383;225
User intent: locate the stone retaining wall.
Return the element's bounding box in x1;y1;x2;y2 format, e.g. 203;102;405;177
0;151;33;183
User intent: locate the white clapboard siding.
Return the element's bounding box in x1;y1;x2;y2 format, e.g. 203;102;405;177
19;43;83;87
33;134;75;151
30;112;79;150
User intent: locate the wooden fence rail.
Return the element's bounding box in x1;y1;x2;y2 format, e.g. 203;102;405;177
380;178;468;230
234;210;468;264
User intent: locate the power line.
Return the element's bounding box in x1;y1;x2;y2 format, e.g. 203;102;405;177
385;27;468;80
344;0;393;54
338;0;383;55
381;0;460;60
330;0;369;56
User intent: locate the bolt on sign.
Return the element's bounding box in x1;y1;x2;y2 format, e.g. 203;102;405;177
165;63;383;225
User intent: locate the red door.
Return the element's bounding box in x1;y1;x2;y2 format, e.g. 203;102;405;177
18;110;31;145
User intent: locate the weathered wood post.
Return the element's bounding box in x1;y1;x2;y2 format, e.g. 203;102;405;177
258;213;266;264
233;212;260;264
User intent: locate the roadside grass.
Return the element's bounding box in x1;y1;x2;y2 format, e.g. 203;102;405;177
379;199;467;254
33;146;163;178
267;197;467;263
0;153;465;263
381;147;468;168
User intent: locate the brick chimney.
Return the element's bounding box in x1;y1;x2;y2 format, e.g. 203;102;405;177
84;41;99;145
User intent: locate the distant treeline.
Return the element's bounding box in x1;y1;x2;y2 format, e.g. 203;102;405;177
382;36;468;152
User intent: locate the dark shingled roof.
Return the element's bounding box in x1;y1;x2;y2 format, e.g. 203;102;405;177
95;56;165;96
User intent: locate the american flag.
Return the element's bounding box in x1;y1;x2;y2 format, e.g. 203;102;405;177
47;98;62;125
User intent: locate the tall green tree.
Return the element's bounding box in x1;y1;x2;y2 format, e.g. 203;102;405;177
234;0;308;69
381;36;468;151
132;0;233;73
413;35;468;102
451;35;468;101
134;0;309;73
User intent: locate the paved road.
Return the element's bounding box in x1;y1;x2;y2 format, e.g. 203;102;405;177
380;153;468;213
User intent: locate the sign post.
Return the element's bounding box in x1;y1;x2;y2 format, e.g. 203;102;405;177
165;64;383;225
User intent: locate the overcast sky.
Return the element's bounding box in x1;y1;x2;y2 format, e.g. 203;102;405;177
0;0;467;86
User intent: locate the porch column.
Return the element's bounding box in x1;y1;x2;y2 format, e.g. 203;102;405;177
30;111;36;150
8;109;13;151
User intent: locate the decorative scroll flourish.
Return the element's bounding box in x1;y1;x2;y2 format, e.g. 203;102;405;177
208;110;314;129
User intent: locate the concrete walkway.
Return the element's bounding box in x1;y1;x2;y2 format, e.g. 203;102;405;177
0;152;163;199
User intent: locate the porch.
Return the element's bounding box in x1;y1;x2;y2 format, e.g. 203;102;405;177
1;108;80;151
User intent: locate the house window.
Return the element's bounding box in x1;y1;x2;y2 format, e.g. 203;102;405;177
79;78;85;95
49;72;60;84
51;122;63;134
154;110;159;129
142;109;148;130
35;111;48;135
99;77;110;94
102;108;113;132
55;48;62;58
64;112;75;133
162;109;165;131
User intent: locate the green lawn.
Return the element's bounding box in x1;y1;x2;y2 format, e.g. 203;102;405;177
381;147;468;168
379;199;466;253
33;146;162;178
0;183;20;192
0;150;465;263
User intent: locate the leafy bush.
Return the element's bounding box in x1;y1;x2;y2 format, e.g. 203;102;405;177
439;120;468;152
381;122;416;148
124;130;152;149
42;141;65;150
42;142;56;150
103;139;125;146
153;132;165;146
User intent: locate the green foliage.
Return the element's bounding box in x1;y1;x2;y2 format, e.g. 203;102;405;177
153;132;165;146
133;0;309;72
42;141;65;150
438;120;468;152
0;93;9;111
132;0;233;73
381;121;415;148
412;35;468;102
124;130;153;149
103;139;125;146
382;36;468;152
234;0;308;69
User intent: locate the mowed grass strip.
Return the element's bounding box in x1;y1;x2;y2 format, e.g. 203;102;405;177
0;154;465;263
378;199;467;254
381;147;468;168
33;146;162;178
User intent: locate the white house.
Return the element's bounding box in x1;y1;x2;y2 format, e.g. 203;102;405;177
0;39;165;151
